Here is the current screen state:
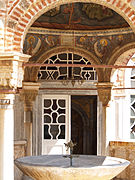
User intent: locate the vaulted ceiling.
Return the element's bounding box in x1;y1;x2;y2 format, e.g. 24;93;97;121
32;3;129;30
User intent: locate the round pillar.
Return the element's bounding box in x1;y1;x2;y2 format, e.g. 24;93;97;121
0;93;14;180
0;53;30;180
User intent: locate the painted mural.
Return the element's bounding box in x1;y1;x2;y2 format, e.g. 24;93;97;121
23;31;135;64
23;34;60;61
32;3;129;30
76;33;135;63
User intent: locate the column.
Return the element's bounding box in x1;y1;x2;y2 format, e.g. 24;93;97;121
96;82;113;155
0;94;14;180
0;53;30;180
20;82;40;156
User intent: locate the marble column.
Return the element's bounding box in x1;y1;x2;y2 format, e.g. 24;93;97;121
0;53;30;180
96;82;113;156
20;82;40;156
0;94;14;180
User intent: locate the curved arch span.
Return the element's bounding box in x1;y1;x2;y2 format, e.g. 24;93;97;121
25;46;104;82
6;0;135;52
108;42;135;80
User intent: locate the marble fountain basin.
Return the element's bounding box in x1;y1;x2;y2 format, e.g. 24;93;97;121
15;155;130;180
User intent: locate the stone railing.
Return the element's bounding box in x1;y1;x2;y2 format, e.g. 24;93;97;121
14;140;27;180
109;141;135;180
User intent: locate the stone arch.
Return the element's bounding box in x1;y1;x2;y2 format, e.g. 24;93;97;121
6;0;135;52
24;46;104;82
107;42;135;80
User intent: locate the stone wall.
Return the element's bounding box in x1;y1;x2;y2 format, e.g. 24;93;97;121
14;140;27;180
109;141;135;180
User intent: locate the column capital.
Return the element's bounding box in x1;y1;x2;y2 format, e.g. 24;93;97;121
0;52;30;62
20;82;40;111
96;82;113;107
0;53;30;90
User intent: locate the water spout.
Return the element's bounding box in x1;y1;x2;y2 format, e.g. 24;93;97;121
64;140;77;166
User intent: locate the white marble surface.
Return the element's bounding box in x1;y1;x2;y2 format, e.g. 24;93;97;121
15;155;130;180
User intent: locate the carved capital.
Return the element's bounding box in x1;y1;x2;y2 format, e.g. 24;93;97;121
20;82;40;111
96;82;113;106
0;53;30;89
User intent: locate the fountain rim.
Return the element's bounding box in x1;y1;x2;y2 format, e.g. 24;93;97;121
14;155;130;169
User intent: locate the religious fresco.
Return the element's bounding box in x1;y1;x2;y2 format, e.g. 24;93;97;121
32;3;129;30
76;33;135;63
23;31;135;64
23;34;60;61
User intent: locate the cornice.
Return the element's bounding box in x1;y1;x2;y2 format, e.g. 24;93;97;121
28;27;133;36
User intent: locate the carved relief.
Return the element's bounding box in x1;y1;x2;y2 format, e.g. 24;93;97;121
96;82;113;106
0;54;30;89
20;82;40;111
0;63;24;89
20;90;38;111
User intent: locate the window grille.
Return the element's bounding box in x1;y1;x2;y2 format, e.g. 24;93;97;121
130;65;135;139
38;53;97;82
43;98;66;140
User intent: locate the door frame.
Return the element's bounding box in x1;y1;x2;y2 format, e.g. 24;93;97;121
32;87;102;156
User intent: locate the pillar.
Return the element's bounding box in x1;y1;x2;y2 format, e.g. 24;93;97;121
0;53;30;180
96;82;113;155
0;94;14;180
20;82;40;156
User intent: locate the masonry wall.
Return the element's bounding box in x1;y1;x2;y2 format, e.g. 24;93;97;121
109;141;135;180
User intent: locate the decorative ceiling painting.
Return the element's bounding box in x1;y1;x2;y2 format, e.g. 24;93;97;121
32;3;129;30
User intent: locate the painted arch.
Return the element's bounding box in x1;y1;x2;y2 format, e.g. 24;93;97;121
6;0;135;52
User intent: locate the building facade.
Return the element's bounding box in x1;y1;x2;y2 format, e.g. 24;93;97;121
1;0;135;179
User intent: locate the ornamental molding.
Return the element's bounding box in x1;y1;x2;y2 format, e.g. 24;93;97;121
28;27;133;36
0;53;30;89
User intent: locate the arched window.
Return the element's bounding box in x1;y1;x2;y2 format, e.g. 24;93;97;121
38;53;97;83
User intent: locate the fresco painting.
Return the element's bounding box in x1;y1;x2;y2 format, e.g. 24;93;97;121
32;3;129;30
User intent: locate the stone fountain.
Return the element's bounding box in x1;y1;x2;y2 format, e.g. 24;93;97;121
15;141;130;180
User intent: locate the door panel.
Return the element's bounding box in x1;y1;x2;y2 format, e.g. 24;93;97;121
42;95;70;155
